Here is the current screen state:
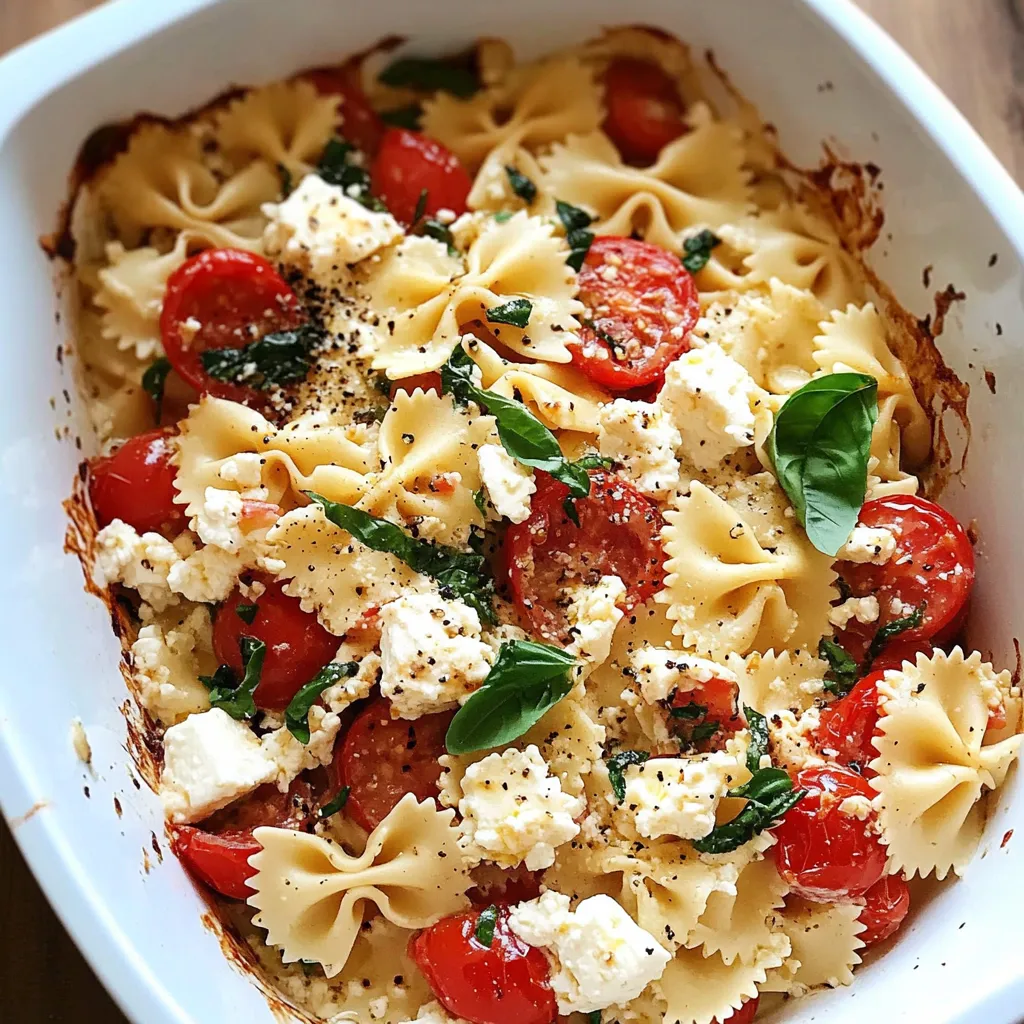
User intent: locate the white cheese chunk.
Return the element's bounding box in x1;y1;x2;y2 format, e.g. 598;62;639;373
193;486;245;553
458;745;583;870
597;399;681;497
93;520;180;610
837;525;897;565
508;892;670;1014
161;708;276;822
628;647;736;704
217;452;268;499
166;543;244;604
769;707;825;773
260;705;342;791
378;592;493;719
828;595;880;629
565;575;626;666
477;443;536;523
838;794;875;820
397;1002;472;1024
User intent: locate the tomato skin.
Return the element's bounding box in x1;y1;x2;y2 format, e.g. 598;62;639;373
370;128;471;225
336;698;452;831
814;672;884;776
712;997;759;1024
213;577;339;711
390;371;443;399
572;237;699;391
868;637;935;674
409;907;556;1024
603;58;686;165
504;470;666;643
88;428;185;535
304;63;384;155
773;765;888;903
857;874;911;947
670;676;745;752
160;249;305;404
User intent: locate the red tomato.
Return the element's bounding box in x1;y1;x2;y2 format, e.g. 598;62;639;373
713;997;760;1024
572;237;699;391
814;672;884;776
160;249;306;404
670;676;745;752
239;499;283;533
88;427;185;535
390;371;443;399
504;470;666;643
370;128;471;225
773;765;888;902
336;698;452;831
838;495;975;663
602;58;686;164
409;906;556;1024
304;63;384;155
869;637;935;674
857;874;911;947
213;577;339;710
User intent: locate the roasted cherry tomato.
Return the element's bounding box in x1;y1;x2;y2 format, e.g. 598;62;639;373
868;637;935;674
712;997;760;1024
857;874;911;947
409;906;556;1024
160;249;305;404
602;58;686;164
88;427;185;535
670;675;745;752
773;764;888;902
838;495;975;664
213;576;339;710
572;237;699;391
504;470;666;643
370;128;471;225
305;62;384;155
336;698;452;831
814;671;884;776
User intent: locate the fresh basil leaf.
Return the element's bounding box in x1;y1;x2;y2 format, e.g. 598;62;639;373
417;217;458;256
606;750;650;802
555;200;595;271
680;228;721;274
318;786;350;820
202;637;265;720
555;200;594;234
411;188;429;228
285;662;359;744
306;491;496;624
485;298;532;329
142;357;171;418
379;56;479;98
865;602;926;668
198;664;235;694
474;905;498;947
574;454;614;471
819;636;860;696
201;323;323;391
380;103;423;129
505;165;537;204
587;1013;602;1024
744;706;769;774
277;162;293;197
562;495;581;528
473;487;488;517
690;720;720;744
493;210;514;223
670;700;708;720
445;640;576;754
766;373;879;556
235;603;259;625
316;138;388;212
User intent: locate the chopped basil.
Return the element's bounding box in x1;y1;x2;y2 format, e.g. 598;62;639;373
680;228;721;274
689;720;720;744
587;1014;602;1024
306;491;496;624
316;138;387;212
765;373;879;556
411;188;429;228
865;602;926;668
284;662;359;744
379;56;479;98
581;317;626;360
562;496;581;528
277;162;293;198
485;298;532;329
142;356;171;419
201;323;323;391
380;103;423;130
318;786;350;820
819;636;860;696
670;700;708;720
505;165;537;204
474;904;498;947
606;750;650;802
473;487;488;517
199;636;265;720
493;210;514;223
445;640;576;754
555;199;595;272
744;706;770;773
235;603;259;625
417;217;458;255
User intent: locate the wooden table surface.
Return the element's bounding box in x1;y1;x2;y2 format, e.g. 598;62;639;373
2;1;1023;1020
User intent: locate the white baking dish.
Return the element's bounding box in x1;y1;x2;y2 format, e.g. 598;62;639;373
1;1;1022;1021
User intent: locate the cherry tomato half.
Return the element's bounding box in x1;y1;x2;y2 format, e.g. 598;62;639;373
602;58;686;165
504;469;666;643
712;997;760;1024
670;676;745;752
857;874;911;947
814;671;884;776
868;637;935;675
409;906;556;1024
88;427;185;535
773;764;888;902
336;698;452;831
370;128;471;225
305;62;384;155
572;237;699;391
160;249;306;404
213;576;339;710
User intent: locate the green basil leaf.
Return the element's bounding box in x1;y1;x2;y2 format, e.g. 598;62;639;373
417;217;458;255
411;188;429;227
562;495;581;528
606;750;650;802
865;602;926;668
504;165;537;204
473;487;488;517
493;210;514;223
744;706;769;774
235;603;259;625
316;138;388;211
689;720;720;744
445;640;576;754
555;200;595;272
380;103;423;129
142;357;171;418
766;372;879;556
284;662;359;744
379;57;479;98
474;905;498;947
680;228;721;273
485;298;532;329
555;200;594;234
318;785;350;820
201;323;323;391
202;637;265;720
587;1013;602;1024
692;768;804;854
819;636;860;696
306;491;496;624
670;700;708;720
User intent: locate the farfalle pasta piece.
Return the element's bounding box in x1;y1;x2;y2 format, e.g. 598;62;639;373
367;213;582;376
578;25;697;94
725;648;829;715
869;648;1023;880
213;79;339;178
539;104;752;252
247;795;471;977
867;393;921;497
466;142;549;215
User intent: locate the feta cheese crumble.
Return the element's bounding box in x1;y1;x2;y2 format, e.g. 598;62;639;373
477;443;536;523
828;595;880;629
837;525;897;565
193;486;245;553
597;399;681;497
628;647;737;704
565;575;627;666
260;705;341;790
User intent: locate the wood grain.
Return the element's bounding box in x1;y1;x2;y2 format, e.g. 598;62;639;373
2;1;1023;1021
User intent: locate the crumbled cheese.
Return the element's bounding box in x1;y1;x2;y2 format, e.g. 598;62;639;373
193;486;245;553
70;719;91;766
658;342;762;470
838;794;875;820
565;575;626;666
828;595;880;629
888;596;916;619
477;443;536;523
397;1002;471;1024
260;706;341;791
324;652;380;713
378;592;493;719
93;520;179;610
262;173;403;280
628;647;737;704
131;609;213;725
623;752;742;840
768;707;825;774
161;708;277;822
166;543;244;604
368;996;389;1019
837;525;897;565
458;745;583;870
597;399;681;497
217;453;268;498
508;892;670;1014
